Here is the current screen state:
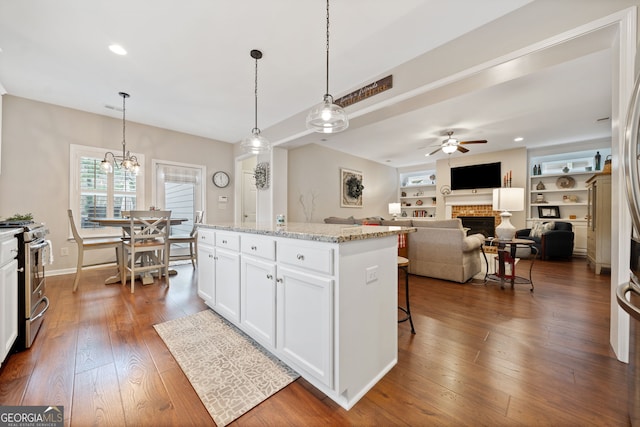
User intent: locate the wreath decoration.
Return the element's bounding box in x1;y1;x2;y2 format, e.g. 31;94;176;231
254;162;270;190
346;175;364;199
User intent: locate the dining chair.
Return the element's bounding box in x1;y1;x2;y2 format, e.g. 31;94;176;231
120;210;171;293
67;209;122;292
168;210;204;268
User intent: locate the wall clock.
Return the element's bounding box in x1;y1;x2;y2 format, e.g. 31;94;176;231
212;171;230;188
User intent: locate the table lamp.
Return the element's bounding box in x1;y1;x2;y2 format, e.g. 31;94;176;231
388;202;402;220
492;187;524;240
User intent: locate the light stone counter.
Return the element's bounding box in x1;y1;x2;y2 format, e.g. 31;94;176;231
198;222;416;243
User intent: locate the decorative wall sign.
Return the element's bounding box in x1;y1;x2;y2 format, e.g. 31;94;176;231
335;75;393;108
254;162;270;190
341;168;364;207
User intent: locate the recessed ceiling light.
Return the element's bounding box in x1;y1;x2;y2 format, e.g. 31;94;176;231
109;44;127;55
514;137;524;142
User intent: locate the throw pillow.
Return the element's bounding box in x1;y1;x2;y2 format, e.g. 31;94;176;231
529;221;555;238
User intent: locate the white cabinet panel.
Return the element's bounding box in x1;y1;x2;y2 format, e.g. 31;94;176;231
197;244;215;305
241;256;276;349
277;265;333;388
214;248;240;322
278;242;333;275
241;234;276;261
1;258;17;365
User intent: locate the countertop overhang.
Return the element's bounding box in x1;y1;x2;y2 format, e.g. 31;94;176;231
198;222;416;243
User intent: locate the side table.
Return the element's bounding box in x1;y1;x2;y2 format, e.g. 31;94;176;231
482;238;538;292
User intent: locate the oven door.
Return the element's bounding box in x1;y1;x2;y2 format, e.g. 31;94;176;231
24;238;49;348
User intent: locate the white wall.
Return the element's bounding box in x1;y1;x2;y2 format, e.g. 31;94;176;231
0;95;234;273
287;144;397;222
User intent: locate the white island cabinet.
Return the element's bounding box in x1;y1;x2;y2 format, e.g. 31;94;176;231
0;228;20;367
197;222;415;410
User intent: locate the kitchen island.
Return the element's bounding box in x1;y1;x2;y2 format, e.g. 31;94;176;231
196;222;415;410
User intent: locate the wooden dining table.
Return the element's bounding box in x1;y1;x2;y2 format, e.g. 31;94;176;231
89;216;188;285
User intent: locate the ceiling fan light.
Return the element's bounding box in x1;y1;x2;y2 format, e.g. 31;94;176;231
306;95;349;134
442;144;457;154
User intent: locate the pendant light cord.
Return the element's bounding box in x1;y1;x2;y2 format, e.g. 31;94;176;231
121;92;127;157
254;54;259;131
325;0;330;96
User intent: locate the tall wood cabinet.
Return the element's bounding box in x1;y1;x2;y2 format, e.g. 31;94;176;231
586;173;611;274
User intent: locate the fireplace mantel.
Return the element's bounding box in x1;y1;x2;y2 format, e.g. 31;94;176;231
444;191;493;218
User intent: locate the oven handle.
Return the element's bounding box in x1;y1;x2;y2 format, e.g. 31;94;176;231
30;296;50;323
29;240;49;251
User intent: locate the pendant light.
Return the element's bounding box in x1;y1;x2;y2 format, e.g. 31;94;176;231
101;92;140;175
306;0;348;134
241;49;271;154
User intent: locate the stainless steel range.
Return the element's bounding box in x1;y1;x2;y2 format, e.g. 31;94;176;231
0;220;50;350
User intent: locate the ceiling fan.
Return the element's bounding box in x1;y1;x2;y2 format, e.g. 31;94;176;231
426;131;487;156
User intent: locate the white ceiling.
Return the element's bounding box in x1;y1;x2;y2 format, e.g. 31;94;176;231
0;0;613;168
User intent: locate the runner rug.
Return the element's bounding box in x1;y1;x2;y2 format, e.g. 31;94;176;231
154;309;299;426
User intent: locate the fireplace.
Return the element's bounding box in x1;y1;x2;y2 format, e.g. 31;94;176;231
458;216;495;237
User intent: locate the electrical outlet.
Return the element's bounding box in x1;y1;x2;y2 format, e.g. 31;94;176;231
365;266;378;284
60;247;69;257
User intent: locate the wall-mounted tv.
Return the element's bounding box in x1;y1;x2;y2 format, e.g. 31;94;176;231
450;162;502;190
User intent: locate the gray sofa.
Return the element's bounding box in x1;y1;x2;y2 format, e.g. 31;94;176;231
324;217;484;283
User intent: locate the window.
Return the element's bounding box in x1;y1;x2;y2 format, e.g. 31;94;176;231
70;144;145;237
153;160;205;237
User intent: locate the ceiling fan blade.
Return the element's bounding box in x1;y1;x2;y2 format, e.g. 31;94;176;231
458;139;487;145
426;148;442;156
457;146;470;153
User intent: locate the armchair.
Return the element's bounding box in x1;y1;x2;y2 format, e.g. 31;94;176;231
516;221;574;260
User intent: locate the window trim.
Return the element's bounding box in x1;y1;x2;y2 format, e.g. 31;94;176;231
69;144;145;238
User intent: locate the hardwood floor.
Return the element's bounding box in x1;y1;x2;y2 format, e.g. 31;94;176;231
0;257;629;426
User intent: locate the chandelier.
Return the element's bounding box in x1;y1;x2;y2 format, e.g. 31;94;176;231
306;0;348;134
241;49;271;154
101;92;140;174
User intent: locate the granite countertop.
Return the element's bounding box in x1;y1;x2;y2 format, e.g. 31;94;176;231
198;222;416;243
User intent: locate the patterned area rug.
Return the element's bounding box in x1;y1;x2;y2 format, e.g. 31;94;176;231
154;309;299;426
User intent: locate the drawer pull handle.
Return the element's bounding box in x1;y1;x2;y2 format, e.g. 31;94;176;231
251;246;257;250
213;256;218;260
222;239;227;244
266;274;273;280
276;278;283;283
208;254;214;258
297;254;305;260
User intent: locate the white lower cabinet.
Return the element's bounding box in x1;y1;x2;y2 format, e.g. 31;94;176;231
0;232;18;367
241;256;276;349
196;230;215;304
1;259;18;365
214;247;240;322
197;229;241;320
277;264;333;388
197;226;398;410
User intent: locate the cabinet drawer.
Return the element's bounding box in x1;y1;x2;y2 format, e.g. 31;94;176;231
278;242;334;275
198;228;215;246
242;235;275;260
0;237;18;266
216;232;240;251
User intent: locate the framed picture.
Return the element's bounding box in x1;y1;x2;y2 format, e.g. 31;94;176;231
341;168;364;208
538;205;560;218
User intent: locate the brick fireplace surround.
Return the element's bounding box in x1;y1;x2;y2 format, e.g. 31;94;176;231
451;204;503;253
451;204;503;231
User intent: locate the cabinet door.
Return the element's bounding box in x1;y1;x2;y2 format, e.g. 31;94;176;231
277;265;333;388
197;244;215;305
0;259;18;364
214;248;241;323
241;256;276;349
